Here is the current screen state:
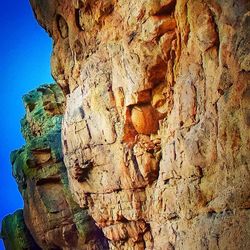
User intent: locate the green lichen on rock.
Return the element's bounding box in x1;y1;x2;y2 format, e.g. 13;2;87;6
0;210;41;250
10;84;65;195
21;84;64;142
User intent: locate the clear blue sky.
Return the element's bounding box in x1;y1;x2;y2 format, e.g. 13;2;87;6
0;1;53;249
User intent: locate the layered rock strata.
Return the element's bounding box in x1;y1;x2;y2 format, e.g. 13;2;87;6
2;0;250;249
2;84;108;250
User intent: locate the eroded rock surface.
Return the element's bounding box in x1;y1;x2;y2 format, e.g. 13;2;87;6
1;210;41;250
28;0;250;249
2;0;250;249
3;84;108;250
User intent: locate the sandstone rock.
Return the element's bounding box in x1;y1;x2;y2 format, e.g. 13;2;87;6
29;0;250;248
4;84;108;250
131;105;159;134
3;0;250;249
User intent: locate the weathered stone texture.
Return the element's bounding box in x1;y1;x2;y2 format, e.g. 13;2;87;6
4;0;250;249
3;84;108;250
1;209;41;250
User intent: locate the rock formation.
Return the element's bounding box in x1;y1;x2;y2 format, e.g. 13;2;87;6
1;84;108;249
2;0;250;249
1;210;41;250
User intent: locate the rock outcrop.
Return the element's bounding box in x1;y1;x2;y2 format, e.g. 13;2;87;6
2;0;250;249
1;84;108;250
1;210;41;250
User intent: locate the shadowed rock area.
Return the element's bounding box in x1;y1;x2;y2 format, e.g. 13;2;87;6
1;210;41;250
2;0;250;249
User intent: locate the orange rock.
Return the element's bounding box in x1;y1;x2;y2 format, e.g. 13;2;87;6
131;104;159;135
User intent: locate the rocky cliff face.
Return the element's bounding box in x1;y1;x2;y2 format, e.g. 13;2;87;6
2;0;250;249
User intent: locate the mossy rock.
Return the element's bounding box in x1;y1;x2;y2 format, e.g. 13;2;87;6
1;210;41;250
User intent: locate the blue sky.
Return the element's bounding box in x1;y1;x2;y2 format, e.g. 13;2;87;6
0;1;53;248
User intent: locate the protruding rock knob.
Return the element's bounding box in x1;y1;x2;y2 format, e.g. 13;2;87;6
131;104;159;135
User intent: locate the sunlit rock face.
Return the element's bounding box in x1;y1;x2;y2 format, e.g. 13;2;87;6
26;0;250;249
8;84;108;250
